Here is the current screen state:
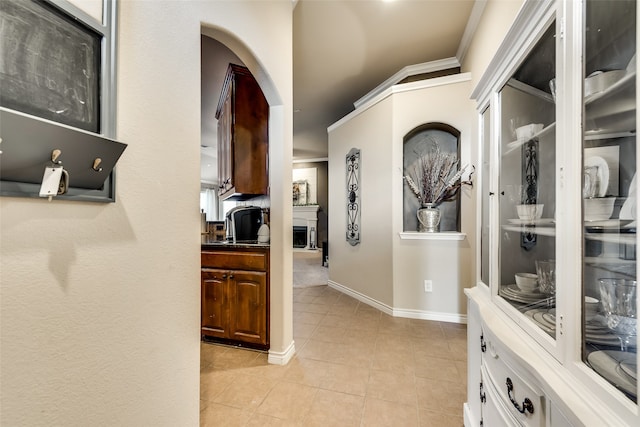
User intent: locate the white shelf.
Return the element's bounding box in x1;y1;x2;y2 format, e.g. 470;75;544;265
502;225;556;237
399;231;466;241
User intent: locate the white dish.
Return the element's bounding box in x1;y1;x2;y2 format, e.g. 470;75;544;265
620;360;637;381
588;350;637;397
584;156;609;197
503;284;543;298
525;309;556;335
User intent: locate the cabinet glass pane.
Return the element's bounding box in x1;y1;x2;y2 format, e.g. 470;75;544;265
581;0;637;403
481;106;491;286
498;21;557;336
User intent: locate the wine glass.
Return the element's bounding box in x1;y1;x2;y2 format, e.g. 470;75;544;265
598;279;637;352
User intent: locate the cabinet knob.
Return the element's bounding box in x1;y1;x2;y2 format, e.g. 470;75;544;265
229;274;234;279
222;274;227;279
489;192;495;196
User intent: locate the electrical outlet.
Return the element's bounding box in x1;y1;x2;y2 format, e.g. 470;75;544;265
424;280;433;293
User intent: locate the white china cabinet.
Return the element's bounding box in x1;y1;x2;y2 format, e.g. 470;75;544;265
465;0;638;425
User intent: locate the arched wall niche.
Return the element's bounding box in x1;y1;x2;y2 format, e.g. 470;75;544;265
403;122;462;232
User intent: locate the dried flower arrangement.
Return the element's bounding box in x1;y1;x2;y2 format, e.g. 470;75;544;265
403;136;472;206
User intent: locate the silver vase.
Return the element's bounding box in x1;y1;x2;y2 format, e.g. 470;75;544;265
417;203;440;232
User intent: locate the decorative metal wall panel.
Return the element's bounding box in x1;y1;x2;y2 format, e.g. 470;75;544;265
521;138;539;250
346;148;361;245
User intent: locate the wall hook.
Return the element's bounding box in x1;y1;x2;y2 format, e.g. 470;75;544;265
51;149;62;165
92;158;103;172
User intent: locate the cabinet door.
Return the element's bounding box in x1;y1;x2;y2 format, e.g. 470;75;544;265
201;269;229;338
497;17;558;342
228;270;267;346
217;88;232;196
581;0;637;403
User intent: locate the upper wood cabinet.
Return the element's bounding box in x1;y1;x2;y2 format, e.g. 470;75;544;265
215;64;269;200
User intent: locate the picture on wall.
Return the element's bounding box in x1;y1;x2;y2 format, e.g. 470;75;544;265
292;167;318;205
292;180;309;205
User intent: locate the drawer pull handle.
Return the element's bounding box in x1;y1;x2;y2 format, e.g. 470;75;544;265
480;334;486;353
506;377;534;414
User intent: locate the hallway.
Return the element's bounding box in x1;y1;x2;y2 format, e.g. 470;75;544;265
200;284;466;426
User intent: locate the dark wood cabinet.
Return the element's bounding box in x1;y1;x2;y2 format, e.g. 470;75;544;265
201;246;269;349
215;63;269;200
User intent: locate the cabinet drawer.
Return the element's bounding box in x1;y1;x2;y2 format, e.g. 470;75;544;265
483;329;545;426
201;250;267;271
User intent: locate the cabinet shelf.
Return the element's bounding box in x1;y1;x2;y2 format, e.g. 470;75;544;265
502;224;556;237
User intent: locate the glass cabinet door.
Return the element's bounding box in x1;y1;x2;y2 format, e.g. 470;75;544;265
498;19;557;338
481;106;491;287
581;0;637;403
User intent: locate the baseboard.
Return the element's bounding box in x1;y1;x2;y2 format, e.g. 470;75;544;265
463;403;476;427
328;280;466;324
327;280;393;316
393;307;467;324
267;340;296;365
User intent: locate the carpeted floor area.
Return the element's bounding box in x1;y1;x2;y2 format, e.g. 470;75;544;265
293;250;328;288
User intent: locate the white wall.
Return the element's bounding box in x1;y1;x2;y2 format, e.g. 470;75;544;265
328;98;395;307
0;1;293;425
328;76;475;319
461;0;525;91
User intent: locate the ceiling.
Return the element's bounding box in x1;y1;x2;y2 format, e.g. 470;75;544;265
202;0;477;184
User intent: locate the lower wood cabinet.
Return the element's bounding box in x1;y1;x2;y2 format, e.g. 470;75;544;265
201;246;269;349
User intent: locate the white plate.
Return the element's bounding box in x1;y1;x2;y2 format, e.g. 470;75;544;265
588;350;637;397
525;309;556;335
502;284;544;299
584;156;609;197
620;360;637;381
507;218;555;225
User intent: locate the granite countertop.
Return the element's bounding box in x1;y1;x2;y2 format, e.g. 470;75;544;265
201;235;270;248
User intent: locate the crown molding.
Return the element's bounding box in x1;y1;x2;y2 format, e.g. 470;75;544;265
353;57;461;109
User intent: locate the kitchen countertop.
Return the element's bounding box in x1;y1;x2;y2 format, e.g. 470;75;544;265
201;235;270;249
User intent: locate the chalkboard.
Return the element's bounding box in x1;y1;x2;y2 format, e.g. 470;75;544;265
0;0;101;133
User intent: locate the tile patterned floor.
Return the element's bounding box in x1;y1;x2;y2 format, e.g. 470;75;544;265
200;285;467;426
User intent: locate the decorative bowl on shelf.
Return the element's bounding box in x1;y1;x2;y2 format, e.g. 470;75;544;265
516;204;544;221
585;296;600;321
584;197;615;221
515;123;544;141
515;273;538;292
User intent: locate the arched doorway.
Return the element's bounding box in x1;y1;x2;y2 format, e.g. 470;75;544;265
200;26;294;364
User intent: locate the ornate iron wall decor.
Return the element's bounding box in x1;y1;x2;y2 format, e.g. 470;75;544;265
346;148;361;246
521;138;539;250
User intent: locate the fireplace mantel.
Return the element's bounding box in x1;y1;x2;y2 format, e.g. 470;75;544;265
292;205;320;249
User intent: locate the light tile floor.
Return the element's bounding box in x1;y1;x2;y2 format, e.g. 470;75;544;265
200;285;467;426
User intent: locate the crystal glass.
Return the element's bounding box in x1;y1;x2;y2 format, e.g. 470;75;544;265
598;279;637;351
536;260;556;295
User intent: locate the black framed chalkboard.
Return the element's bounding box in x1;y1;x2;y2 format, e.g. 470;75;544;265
0;0;101;133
